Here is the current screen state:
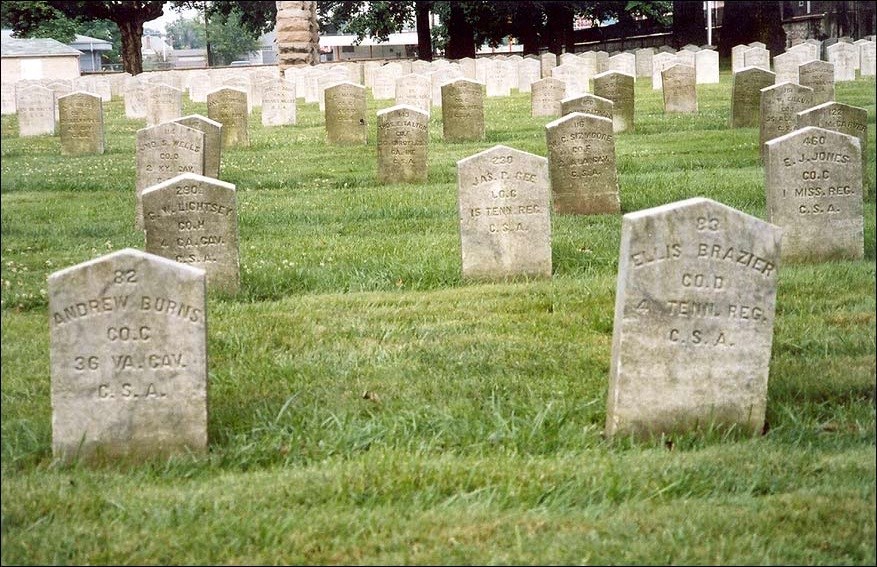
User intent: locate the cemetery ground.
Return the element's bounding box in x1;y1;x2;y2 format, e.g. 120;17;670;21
1;72;875;565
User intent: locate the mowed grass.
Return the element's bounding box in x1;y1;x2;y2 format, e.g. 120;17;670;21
1;68;875;565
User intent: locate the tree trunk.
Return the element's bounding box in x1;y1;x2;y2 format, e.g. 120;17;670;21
515;5;542;55
445;3;475;59
117;19;145;75
544;3;574;53
415;1;433;61
719;1;786;58
275;1;320;74
672;0;706;49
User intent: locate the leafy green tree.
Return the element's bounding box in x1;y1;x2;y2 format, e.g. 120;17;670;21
0;1;78;42
207;10;260;65
1;0;165;74
171;1;274;66
317;1;432;59
166;15;206;49
205;0;276;36
317;1;672;60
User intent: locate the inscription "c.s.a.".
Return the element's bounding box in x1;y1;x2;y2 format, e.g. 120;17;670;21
668;328;734;347
97;382;167;400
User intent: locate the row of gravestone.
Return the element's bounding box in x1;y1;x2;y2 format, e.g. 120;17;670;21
731;39;877;80
45;196;777;462
9;36;864;135
15;53;853;151
49;110;864;462
25;65;869;265
45;72;868;271
131;107;865;285
2;35;874;118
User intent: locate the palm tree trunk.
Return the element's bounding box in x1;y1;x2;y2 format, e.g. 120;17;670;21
275;1;320;74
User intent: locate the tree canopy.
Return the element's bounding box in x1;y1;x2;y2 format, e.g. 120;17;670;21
2;1;165;74
317;1;673;60
1;0;273;74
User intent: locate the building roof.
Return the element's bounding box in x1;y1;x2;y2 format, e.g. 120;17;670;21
69;35;113;51
319;31;419;47
1;32;82;57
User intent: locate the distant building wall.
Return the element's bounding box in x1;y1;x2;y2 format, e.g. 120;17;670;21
1;55;80;82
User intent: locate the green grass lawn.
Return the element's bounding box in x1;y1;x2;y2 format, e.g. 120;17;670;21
1;68;875;565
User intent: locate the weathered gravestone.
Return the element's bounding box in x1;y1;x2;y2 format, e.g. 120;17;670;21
540;52;557;78
123;77;148;119
136;122;205;230
860;40;876;76
299;67;321;104
607;52;636;79
635;47;654;78
58;92;104;156
372;63;403;100
743;46;771;71
797;60;836;106
145;83;183;127
787;42;820;65
361;61;382;89
545;112;620;215
651;51;678;90
252;76;277;110
694;49;720;84
74;76;111;102
592;71;635;132
325;82;367;145
376;105;429;183
675;49;696;69
174;114;222;179
49;248;208;462
662;64;698;113
187;71;211;103
206;87;249;148
759;82;814;159
482;58;513;97
46;80;73;121
316;67;348;112
797;101;868;186
143;173;240;294
826;42;857;81
730;67;776;128
772;51;802;85
15;85;55;137
594;50;610;73
731;44;749;73
457;145;551;279
530;77;566;117
429;64;464;108
551;63;588;98
261;80;297;127
764;126;863;262
395;74;432;115
605;198;781;439
577;52;600;81
560;93;614;121
220;75;254;113
441;79;485;142
1;82;16;115
517;57;541;93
